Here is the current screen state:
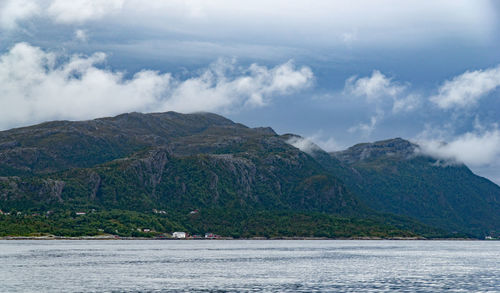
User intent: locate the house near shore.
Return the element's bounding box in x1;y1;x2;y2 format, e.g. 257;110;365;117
205;233;220;239
172;232;186;238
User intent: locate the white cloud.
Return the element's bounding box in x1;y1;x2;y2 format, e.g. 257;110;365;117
430;65;500;109
163;59;313;112
0;43;170;128
74;29;89;42
344;70;405;101
344;71;391;136
165;60;313;112
348;113;382;137
3;1;495;49
343;71;421;136
417;128;500;167
340;31;357;46
0;0;40;30
286;136;322;155
120;0;495;48
48;0;124;24
0;43;313;130
311;136;342;152
344;70;419;113
392;93;420;113
287;131;343;154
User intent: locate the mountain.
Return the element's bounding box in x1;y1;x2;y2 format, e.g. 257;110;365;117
1;112;494;238
0;112;361;213
1;112;438;238
318;138;500;238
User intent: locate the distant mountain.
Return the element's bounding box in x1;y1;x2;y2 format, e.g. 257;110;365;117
0;112;246;175
0;112;361;213
2;112;437;238
1;112;493;238
315;138;500;238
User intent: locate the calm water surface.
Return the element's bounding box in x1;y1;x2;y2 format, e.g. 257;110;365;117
0;240;499;292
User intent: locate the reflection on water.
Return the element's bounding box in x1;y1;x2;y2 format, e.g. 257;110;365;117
1;240;499;292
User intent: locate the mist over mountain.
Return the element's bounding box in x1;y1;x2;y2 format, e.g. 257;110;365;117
305;138;500;237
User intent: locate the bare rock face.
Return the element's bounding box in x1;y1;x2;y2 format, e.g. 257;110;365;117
0;176;65;203
0;111;248;175
332;138;418;164
0;176;20;201
128;148;172;197
87;171;101;200
252;127;277;135
207;154;257;199
40;179;65;203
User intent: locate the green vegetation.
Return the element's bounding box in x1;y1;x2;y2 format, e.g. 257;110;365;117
1;113;498;239
0;209;448;239
323;138;500;238
0;210;178;237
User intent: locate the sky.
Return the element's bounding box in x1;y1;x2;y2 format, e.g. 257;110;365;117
1;0;500;184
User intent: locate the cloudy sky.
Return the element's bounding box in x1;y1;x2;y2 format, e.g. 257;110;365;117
1;0;500;183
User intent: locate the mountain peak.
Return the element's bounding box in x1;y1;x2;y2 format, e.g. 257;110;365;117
332;137;417;163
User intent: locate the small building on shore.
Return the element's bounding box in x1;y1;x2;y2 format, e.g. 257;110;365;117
205;233;220;239
172;232;186;239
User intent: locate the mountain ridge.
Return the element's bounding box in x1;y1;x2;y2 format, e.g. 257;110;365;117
314;137;500;237
0;112;498;238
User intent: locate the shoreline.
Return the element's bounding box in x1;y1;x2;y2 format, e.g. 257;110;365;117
0;235;486;241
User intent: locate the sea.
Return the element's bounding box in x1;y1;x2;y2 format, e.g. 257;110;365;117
0;240;499;292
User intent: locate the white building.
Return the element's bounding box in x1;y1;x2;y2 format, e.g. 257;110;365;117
172;231;186;238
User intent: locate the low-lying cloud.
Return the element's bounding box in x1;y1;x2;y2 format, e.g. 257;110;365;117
417;128;500;167
348;112;382;137
286;132;342;154
0;43;313;130
164;59;313;112
286;136;322;155
430;65;500;109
